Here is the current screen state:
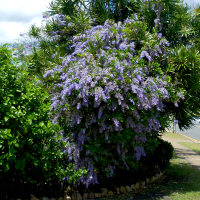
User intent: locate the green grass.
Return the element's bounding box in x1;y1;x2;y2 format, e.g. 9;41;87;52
180;142;200;155
104;155;200;200
156;156;200;200
164;132;200;154
163;132;185;139
101;133;200;200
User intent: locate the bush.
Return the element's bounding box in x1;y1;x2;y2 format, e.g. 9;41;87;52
45;19;182;187
94;137;174;188
0;45;86;192
142;137;174;172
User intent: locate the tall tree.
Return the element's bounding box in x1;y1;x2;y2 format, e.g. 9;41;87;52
24;0;200;129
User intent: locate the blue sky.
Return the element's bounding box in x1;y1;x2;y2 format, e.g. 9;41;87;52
0;0;200;44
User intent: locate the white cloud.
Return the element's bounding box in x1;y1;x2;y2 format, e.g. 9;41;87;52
184;0;200;8
0;18;42;43
0;0;51;43
1;0;200;44
0;0;51;20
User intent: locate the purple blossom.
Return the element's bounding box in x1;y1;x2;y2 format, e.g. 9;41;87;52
129;98;135;105
177;92;184;99
99;121;107;133
157;33;162;38
119;42;128;50
98;106;103;119
113;118;119;129
131;84;137;93
44;18;175;187
129;42;135;51
174;119;178;123
105;132;109;140
154;18;161;28
51;100;59;111
51;54;56;59
117;145;121;154
115;62;124;73
160;39;169;46
133;14;138;20
135;146;146;160
77;103;81;110
174;101;179;107
43;70;54;78
140;50;152;62
126;117;135;129
124;18;135;24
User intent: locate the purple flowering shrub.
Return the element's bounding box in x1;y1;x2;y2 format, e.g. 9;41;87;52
45;19;183;186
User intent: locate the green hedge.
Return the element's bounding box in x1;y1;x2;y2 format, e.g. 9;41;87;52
0;46;86;192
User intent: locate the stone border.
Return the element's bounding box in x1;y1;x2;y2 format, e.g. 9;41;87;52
66;171;164;200
17;171;164;200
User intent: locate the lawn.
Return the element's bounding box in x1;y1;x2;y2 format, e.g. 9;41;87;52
180;142;200;155
154;156;200;200
104;155;200;200
163;132;185;139
102;132;200;200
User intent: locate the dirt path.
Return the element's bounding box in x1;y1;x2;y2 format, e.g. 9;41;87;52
162;133;200;171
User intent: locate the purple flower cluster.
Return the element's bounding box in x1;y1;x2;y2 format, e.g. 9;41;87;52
55;14;66;27
45;19;182;186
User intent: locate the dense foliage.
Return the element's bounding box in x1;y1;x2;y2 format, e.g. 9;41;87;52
49;0;191;44
166;46;200;129
0;45;86;188
50;0;141;24
44;18;180;186
24;0;200;129
2;0;200;193
142;137;174;172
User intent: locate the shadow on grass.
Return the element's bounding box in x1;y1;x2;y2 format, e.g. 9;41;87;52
137;159;200;199
179;142;200;156
192;149;200;155
108;155;200;200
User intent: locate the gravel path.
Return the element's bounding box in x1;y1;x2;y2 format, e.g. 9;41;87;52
162;133;200;171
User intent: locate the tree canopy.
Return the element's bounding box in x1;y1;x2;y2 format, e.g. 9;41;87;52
24;0;200;129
